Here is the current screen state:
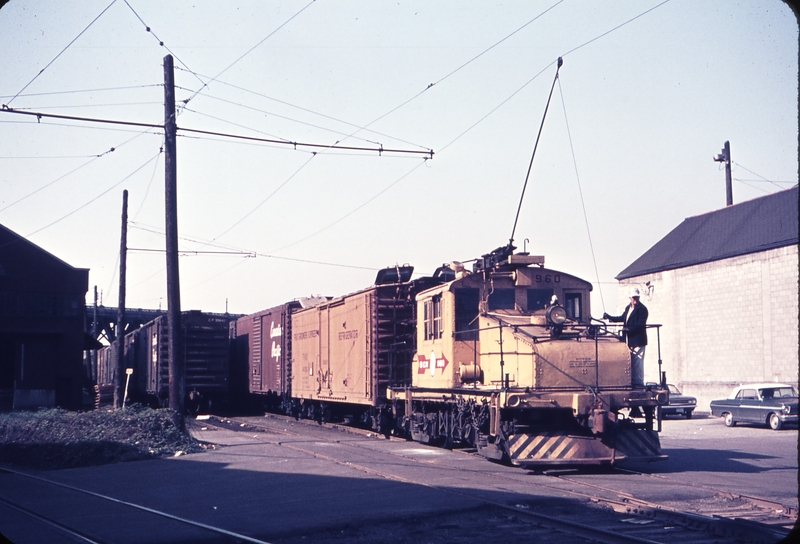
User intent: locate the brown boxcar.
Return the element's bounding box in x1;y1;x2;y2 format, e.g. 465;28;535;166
289;267;439;422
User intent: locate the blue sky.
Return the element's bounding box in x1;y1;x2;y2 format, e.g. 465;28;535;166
1;0;797;316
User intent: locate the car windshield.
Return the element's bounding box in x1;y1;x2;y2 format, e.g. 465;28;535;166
760;387;798;399
668;384;681;395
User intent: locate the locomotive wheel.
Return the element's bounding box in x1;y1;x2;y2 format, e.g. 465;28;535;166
723;412;736;427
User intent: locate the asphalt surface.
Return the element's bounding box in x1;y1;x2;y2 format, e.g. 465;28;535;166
0;412;796;543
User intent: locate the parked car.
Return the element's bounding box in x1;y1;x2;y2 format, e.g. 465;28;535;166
659;384;696;418
709;383;798;430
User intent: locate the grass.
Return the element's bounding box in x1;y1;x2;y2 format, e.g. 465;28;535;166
0;404;204;471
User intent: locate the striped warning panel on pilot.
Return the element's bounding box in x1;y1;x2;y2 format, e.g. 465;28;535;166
613;429;662;459
508;432;594;461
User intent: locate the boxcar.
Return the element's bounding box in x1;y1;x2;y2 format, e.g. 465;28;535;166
288;267;440;423
96;310;234;411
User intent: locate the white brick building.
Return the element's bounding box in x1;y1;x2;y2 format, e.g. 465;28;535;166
614;187;798;411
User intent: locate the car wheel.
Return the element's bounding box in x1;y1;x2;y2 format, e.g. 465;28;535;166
769;413;783;431
723;413;735;427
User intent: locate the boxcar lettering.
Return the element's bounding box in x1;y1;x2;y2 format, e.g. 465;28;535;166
271;340;281;361
270;321;282;338
294;330;319;340
338;330;359;341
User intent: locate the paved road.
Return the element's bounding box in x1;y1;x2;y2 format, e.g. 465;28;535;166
627;412;798;511
0;412;795;543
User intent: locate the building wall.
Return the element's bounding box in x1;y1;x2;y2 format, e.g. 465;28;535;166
616;244;798;411
0;225;89;410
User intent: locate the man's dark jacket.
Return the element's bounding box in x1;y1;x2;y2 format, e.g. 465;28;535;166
607;303;648;347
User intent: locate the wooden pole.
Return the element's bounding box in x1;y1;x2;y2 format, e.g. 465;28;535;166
164;54;185;419
724;140;733;206
113;189;128;409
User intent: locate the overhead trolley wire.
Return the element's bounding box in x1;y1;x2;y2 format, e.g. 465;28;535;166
0;107;432;158
0;127;157;213
181;95;386;148
560;0;672;57
25;151;162;238
0;84;162;100
4;0;119;107
266;1;677;258
178;0;318;111
557;76;606;313
121;0;208;91
174;73;427;151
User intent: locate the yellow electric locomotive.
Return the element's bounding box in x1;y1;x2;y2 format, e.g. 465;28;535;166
391;243;669;466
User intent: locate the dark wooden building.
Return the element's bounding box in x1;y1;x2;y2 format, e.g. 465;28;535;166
0;224;89;410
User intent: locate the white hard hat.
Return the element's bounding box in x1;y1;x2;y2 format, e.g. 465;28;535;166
629;287;641;298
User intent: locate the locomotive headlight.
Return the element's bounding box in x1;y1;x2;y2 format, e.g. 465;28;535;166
546;305;567;326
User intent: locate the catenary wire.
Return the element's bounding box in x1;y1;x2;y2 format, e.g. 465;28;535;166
4;0;119;107
121;0;208;91
259;1;672;256
0;128;158;213
212;154;317;242
178;0;318;111
557;77;605;313
0;84;162;100
174;75;425;151
0;108;431;157
267;160;427;254
732;161;795;190
181;97;384;148
560;0;672;57
25;151;161;237
132;150;163;220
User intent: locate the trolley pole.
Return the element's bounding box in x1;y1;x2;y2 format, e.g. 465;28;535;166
164;54;185;420
113;190;128;409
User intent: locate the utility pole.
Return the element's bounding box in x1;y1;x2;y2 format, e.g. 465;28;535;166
713;140;733;206
164;54;185;420
92;286;98;385
113;190;128;409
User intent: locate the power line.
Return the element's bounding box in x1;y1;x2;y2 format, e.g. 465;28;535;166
560;0;673;57
558;76;605;313
0;107;433;158
0;84;162;100
25;151;162;237
179;0;318;111
127;221;376;271
0;128;157;213
5;0;119;107
174;75;426;151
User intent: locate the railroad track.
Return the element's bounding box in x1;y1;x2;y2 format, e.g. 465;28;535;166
0;465;270;544
202;414;794;543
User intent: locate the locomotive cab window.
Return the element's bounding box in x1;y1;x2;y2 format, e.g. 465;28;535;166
424;295;442;340
454;288;479;341
527;288;554;312
488;288;515;310
564;292;582;321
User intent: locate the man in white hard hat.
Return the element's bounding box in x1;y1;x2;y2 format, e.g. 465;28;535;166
603;287;649;388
